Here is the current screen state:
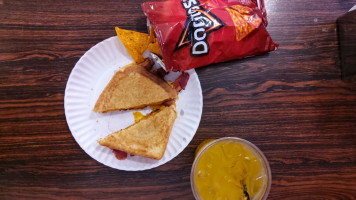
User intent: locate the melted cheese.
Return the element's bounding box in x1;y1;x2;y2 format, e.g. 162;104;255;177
133;111;144;123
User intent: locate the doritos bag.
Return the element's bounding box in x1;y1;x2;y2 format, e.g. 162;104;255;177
142;0;278;72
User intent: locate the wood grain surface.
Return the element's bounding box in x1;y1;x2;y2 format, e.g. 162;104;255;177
1;0;356;199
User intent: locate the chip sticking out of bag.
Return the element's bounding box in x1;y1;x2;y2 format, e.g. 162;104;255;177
142;0;278;72
115;26;162;62
148;26;156;44
148;26;162;56
148;41;162;57
115;27;150;63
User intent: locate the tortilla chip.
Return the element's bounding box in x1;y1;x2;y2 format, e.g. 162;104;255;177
226;7;261;41
230;5;253;15
115;27;149;63
148;41;162;57
148;26;156;44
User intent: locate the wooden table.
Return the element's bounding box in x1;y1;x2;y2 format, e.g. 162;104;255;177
1;0;356;199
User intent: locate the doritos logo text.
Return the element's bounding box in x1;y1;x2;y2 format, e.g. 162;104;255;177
175;0;225;56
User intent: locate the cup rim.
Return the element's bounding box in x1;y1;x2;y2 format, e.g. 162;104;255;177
190;137;272;200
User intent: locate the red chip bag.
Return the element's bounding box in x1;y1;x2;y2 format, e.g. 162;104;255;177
142;0;278;72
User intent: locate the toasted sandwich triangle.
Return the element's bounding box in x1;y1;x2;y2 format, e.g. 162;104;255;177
98;105;177;160
93;60;177;113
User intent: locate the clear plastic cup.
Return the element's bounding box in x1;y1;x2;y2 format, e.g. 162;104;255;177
191;137;271;200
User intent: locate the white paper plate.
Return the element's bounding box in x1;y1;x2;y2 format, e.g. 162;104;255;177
64;36;203;171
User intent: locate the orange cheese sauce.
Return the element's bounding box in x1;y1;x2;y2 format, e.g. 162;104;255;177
167;81;174;88
133;111;144;123
195;142;267;200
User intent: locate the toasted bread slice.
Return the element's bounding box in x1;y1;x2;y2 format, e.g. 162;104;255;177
98;105;177;160
93;60;177;113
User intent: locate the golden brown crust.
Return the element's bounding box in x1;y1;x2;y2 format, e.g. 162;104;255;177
93;59;177;113
97;105;177;160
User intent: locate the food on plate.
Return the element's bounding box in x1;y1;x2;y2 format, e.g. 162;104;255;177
148;26;162;57
191;138;271;200
172;72;190;92
112;149;128;160
133;111;145;123
115;27;150;63
98;105;177;160
142;0;278;71
148;26;156;44
148;41;161;57
93;59;177;113
115;26;162;62
95;23;193;161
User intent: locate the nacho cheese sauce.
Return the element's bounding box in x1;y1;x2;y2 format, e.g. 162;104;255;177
194;141;268;200
133;111;144;123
